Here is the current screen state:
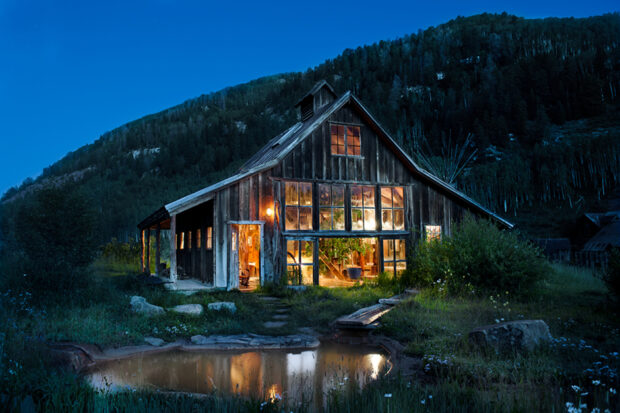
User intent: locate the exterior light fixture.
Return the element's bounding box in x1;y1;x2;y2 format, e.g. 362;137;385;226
266;207;274;217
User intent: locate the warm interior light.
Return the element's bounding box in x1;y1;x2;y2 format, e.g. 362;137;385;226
266;207;274;217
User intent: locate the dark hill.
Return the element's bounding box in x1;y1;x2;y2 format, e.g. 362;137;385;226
2;12;620;242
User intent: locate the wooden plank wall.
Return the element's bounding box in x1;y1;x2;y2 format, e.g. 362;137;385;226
175;202;214;283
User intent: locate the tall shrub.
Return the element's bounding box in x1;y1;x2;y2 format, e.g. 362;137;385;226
404;217;548;297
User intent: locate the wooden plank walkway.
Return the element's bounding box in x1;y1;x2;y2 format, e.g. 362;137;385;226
335;289;419;329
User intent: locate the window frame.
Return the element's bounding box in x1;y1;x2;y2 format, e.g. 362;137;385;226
284;181;313;231
330;123;363;158
319;183;346;231
286;239;314;285
382;238;407;275
350;185;377;231
380;186;405;231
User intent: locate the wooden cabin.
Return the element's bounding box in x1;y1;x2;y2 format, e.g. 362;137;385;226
138;81;512;290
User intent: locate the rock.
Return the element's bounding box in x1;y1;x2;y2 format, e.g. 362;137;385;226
263;321;287;328
208;302;237;313
287;285;307;292
170;304;204;316
130;296;165;316
273;314;289;320
191;335;209;345
144;337;165;347
469;320;552;352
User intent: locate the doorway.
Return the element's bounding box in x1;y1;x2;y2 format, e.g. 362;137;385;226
230;223;261;291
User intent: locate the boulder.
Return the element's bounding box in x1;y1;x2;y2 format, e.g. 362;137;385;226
208;302;237;313
191;335;209;345
469;319;552;352
130;296;164;316
144;337;165;347
170;304;204;316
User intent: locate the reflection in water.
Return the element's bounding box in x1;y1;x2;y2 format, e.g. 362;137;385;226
88;343;388;407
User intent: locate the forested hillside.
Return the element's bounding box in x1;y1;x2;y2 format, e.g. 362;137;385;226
2;12;619;242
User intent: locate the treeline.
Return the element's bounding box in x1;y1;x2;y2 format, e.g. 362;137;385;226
2;12;619;242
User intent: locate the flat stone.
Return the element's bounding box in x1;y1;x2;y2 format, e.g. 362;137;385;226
130;296;165;316
469;319;552;352
263;321;287;328
273;314;289;320
258;296;279;301
287;285;307;292
170;304;204;316
208;302;237;313
275;309;289;314
144;337;165;347
191;335;209;345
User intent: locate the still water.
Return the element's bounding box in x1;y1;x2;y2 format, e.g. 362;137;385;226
87;342;388;406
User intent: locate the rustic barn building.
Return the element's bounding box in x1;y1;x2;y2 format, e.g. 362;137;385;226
138;81;512;290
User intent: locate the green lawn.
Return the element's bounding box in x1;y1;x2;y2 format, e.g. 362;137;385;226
2;262;619;412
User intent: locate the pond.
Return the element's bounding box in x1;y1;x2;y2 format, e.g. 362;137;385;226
87;342;389;407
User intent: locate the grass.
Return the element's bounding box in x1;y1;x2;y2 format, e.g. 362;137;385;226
2;261;619;412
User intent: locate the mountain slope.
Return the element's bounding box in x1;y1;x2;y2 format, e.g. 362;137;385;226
2;12;620;242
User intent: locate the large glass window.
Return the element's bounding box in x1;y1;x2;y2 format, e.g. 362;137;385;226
318;238;379;286
286;240;314;285
351;185;376;231
285;181;312;231
381;187;405;230
331;124;361;156
319;184;345;230
383;239;407;276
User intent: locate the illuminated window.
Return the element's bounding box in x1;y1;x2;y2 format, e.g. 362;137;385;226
331;124;361;156
179;232;185;250
319;184;345;230
188;231;192;250
196;230;201;248
381;187;404;230
206;227;213;249
286;240;314;285
425;225;441;241
285;181;312;231
383;239;407;275
351;185;376;231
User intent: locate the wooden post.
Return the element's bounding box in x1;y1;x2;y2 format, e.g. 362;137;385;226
170;215;177;282
155;223;161;277
140;229;145;272
145;228;151;275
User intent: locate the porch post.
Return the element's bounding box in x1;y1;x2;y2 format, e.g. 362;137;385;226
155;223;161;277
140;229;145;272
145;229;151;275
170;214;178;282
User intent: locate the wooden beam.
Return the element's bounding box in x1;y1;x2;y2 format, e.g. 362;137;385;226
155;223;161;277
145;228;151;275
170;215;177;282
140;229;145;273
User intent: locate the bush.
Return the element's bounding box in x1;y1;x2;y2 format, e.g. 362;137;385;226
603;248;620;303
402;217;548;297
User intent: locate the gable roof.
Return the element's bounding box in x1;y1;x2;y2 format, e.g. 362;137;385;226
584;220;620;251
163;87;513;229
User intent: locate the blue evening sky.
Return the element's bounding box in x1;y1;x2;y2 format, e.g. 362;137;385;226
0;0;617;195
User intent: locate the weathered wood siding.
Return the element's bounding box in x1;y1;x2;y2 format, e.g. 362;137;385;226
175;201;213;283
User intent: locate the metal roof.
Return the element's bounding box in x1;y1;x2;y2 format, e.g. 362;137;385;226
150;84;513;229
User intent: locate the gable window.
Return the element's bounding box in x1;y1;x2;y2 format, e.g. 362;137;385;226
285;181;312;231
319;184;345;230
287;240;314;285
381;186;405;230
383;239;407;275
331;124;361;156
351;185;376;230
425;225;441;241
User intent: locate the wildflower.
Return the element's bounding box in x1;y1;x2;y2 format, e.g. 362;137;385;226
609;388;616;395
421;399;426;405
566;402;573;408
581;392;589;396
428;395;433;399
591;408;600;413
571;385;581;393
384;393;392;398
592;380;601;386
